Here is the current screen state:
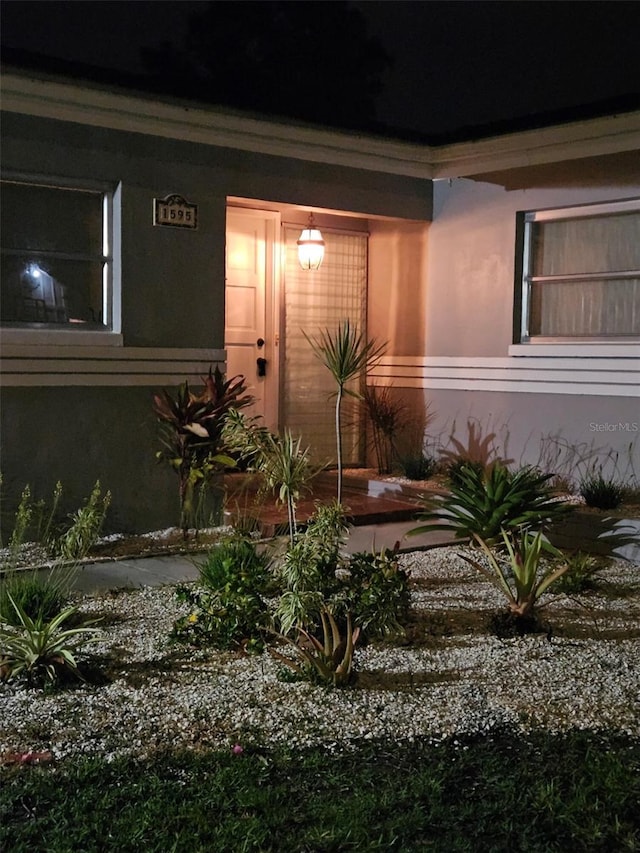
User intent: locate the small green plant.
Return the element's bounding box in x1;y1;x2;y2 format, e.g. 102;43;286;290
0;570;72;627
552;551;608;595
274;501;348;635
0;594;100;686
55;481;111;561
460;530;568;621
4;485;34;568
171;533;273;652
399;452;437;481
154;367;252;536
305;320;386;504
410;462;571;543
271;607;360;687
579;472;626;510
363;384;405;475
274;505;408;641
340;547;410;639
223;409;319;544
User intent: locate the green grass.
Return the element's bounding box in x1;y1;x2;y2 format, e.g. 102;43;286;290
2;730;638;852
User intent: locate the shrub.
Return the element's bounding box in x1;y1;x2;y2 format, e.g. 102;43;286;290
363;384;405;475
154;367;252;535
0;571;71;627
447;458;485;489
340;548;410;639
399;453;437;481
171;533;272;652
275;504;409;641
223;409;319;544
275;502;348;635
0;595;100;686
552;551;608;595
579;473;626;510
410;462;571;543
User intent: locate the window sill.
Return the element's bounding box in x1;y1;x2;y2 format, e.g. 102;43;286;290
509;343;640;358
1;328;123;347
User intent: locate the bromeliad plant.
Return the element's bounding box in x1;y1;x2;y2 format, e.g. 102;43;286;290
0;594;100;686
410;462;571;544
154;367;252;536
271;606;360;687
305;321;386;504
460;529;568;620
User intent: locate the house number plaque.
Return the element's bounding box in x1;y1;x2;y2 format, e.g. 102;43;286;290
153;194;198;229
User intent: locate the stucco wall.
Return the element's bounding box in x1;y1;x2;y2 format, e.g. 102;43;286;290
426;177;640;357
368;220;428;357
1;110;433;533
423;388;639;487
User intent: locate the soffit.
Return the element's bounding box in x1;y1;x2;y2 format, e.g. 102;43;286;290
2;70;639;181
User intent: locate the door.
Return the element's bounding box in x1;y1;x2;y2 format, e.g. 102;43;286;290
225;208;279;430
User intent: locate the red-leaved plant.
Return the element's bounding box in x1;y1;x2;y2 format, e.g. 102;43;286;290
153;367;253;536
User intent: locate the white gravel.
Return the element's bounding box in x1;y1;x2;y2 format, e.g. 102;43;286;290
1;546;638;762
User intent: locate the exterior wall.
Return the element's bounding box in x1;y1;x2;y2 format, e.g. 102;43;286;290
368;220;429;357
0;110;433;534
426;177;640;357
369;176;640;477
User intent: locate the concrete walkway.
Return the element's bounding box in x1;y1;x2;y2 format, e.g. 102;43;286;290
68;521;454;594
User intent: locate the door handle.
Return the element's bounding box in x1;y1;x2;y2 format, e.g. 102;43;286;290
257;357;267;377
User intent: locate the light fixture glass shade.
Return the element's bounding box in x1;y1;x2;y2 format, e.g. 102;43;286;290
297;214;325;270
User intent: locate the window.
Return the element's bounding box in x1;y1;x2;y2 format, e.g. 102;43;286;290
1;178;113;330
518;199;640;342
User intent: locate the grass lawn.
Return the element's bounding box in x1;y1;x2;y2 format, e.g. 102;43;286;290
2;730;639;852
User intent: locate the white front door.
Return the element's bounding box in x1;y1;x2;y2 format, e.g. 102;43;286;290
225;208;279;430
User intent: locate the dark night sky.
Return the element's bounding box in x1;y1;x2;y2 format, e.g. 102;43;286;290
2;0;639;137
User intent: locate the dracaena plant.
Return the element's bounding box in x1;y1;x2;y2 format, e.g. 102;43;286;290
460;529;568;619
222;409;319;544
0;594;100;686
305;321;386;504
271;607;360;687
410;461;571;544
153;366;252;536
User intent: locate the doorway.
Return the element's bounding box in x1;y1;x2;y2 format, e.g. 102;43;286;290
225;205;369;466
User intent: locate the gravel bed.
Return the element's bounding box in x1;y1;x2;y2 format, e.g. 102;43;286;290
1;546;639;762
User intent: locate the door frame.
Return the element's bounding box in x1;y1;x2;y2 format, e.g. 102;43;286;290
225;205;281;432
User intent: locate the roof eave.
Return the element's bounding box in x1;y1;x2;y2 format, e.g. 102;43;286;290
1;69;639;180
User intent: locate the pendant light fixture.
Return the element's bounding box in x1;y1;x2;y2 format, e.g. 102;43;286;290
297;213;325;270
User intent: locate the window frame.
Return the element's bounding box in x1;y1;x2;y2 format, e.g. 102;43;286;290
1;173;121;345
515;197;640;347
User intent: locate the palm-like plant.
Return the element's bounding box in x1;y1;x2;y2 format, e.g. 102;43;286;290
460;530;568;618
222;410;318;544
305;321;386;503
0;594;100;685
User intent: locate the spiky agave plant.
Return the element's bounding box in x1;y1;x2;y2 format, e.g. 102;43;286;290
305;320;386;504
271;607;360;687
